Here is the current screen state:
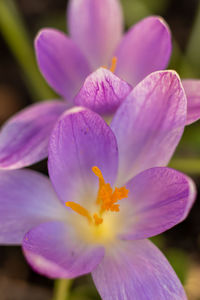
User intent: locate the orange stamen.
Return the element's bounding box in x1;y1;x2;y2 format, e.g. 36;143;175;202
92;166;129;214
93;213;103;225
102;56;118;73
92;166;105;204
109;56;117;73
65;167;129;227
66;201;92;223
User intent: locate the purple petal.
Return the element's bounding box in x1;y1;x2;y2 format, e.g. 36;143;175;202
182;79;200;125
92;239;186;300
0;169;65;244
115;16;172;87
121;167;196;240
48;107;118;204
35;29;91;101
0;101;67;169
23;221;104;278
111;71;187;185
68;0;123;69
74;68;132;114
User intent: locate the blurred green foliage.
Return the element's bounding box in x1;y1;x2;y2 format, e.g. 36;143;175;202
121;0;168;26
184;1;200;78
0;0;56;101
165;248;190;285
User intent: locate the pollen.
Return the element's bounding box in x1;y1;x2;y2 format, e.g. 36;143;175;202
65;166;129;227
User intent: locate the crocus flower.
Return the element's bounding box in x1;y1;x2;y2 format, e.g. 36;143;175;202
35;0;200;121
0;0;200;170
0;0;172;170
35;0;171;101
0;69;131;169
0;71;195;299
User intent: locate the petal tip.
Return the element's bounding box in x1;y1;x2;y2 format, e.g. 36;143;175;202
181;176;197;221
34;28;52;46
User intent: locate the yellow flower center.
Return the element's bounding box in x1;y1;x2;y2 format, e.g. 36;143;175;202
102;56;118;73
65;166;129;227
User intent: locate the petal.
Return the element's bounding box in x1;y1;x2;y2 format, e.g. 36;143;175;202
48;107;118;204
115;16;172;87
92;239;186;300
121;167;196;240
0;169;65;244
68;0;123;69
182;79;200;125
111;71;187;185
35;29;91;101
23;221;104;278
0;101;67;169
74;68;132;115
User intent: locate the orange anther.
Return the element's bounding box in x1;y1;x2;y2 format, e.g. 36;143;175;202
65;167;129;227
66;201;92;223
93;213;103;226
109;56;117;73
92;166;129;214
101;56;118;73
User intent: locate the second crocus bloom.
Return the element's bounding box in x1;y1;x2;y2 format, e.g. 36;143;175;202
1;0;200;171
36;0;172;101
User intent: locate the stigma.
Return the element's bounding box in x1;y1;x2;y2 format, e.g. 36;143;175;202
65;166;129;226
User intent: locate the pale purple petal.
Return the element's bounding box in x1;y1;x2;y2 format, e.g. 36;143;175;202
35;29;91;101
68;0;123;69
115;16;172;87
92;239;186;300
182;79;200;125
23;221;104;278
0;101;67;169
74;68;132;114
0;169;65;244
111;71;187;185
120;167;196;240
48;107;118;204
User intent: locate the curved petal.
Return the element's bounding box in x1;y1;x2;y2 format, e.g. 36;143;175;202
48;107;118;205
0;101;67;169
92;239;186;300
182;79;200;125
120;167;196;240
74;68;132;114
68;0;123;69
0;169;65;244
111;71;187;185
35;29;91;101
115;16;172;87
23;221;104;278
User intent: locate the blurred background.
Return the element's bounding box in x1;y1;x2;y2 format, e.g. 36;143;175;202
0;0;200;299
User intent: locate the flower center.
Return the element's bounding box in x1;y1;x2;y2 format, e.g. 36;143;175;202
102;56;118;73
65;166;129;227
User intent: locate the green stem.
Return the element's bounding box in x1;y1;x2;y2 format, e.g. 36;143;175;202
53;279;72;300
0;0;55;101
169;158;200;174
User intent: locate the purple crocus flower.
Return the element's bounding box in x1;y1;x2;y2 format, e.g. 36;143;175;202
35;0;200;122
0;0;199;170
0;71;196;299
35;2;171;101
0;69;131;169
